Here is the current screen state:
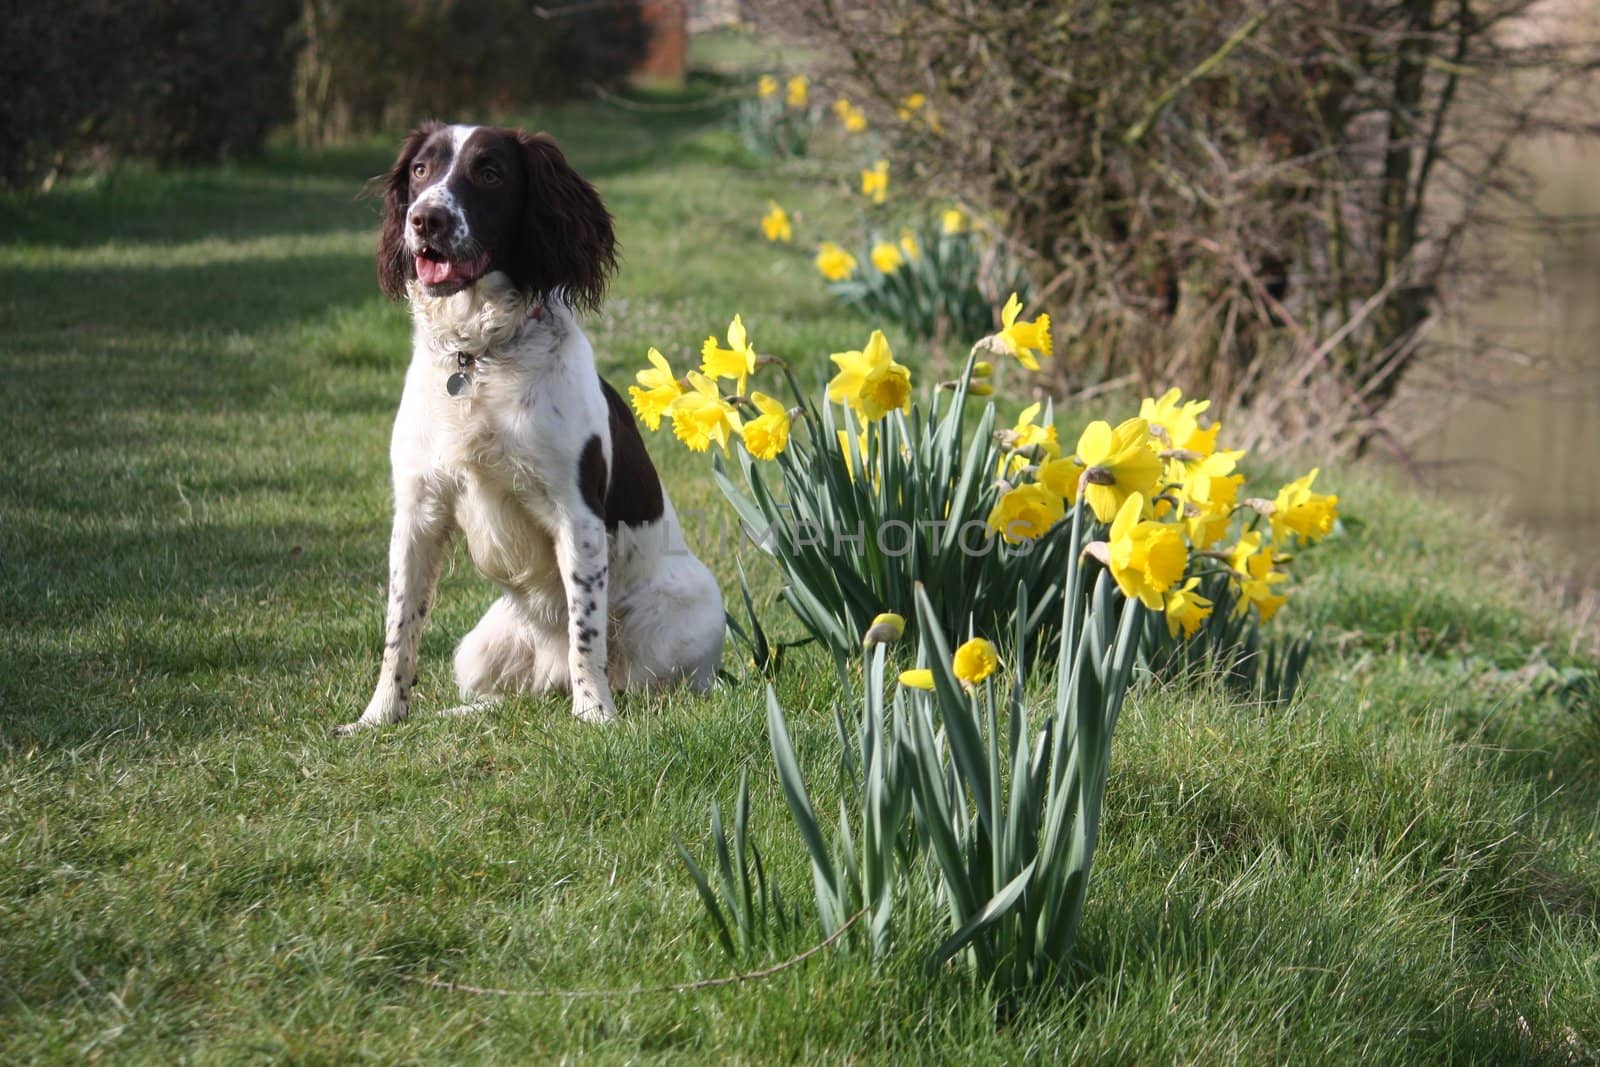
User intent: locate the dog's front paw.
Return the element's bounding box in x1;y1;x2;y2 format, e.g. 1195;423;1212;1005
570;676;618;724
335;693;408;736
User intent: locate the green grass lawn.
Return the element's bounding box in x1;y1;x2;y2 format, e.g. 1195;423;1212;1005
3;62;1599;1062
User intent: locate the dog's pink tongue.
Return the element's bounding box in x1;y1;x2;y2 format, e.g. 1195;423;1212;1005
416;256;454;286
416;254;489;287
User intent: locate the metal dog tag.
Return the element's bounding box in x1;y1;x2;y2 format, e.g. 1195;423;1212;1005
447;371;471;397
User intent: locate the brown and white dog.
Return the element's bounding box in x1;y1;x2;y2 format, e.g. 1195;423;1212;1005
338;122;723;733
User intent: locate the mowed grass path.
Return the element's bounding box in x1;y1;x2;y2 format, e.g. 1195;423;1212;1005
3;79;1599;1062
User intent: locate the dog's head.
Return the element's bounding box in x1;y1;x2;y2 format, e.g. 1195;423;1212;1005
375;123;617;311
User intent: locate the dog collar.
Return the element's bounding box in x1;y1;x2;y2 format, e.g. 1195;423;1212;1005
446;303;545;398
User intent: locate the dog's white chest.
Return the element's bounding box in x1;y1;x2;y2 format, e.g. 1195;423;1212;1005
438;388;571;596
455;472;560;595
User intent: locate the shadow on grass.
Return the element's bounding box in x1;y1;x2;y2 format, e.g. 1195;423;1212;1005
1;250;376;350
1;90;741;252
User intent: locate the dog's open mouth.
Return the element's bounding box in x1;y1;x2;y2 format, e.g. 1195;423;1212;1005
414;246;491;288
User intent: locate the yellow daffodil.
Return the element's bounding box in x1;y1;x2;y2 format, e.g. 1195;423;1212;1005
700;313;758;396
786;75;808;109
760;201;792;243
1230;533;1289;621
1177;471;1243;549
987;482;1066;544
1037;456;1084;500
896;92;926;121
1106;493;1189;611
1271;469;1339;544
862;612;906;645
941;207;968;235
898;229;921;260
1163;577;1213;639
738;391;791;461
1042;417;1162;523
1140;387;1209;445
1226;530;1265;576
1141;387;1245;489
667;371;741;453
995;292;1052;370
815;241;858;282
899;668;935;690
1012;402;1060;459
860;160;889;204
870;241;904;273
997;401;1060;478
834;98;868;132
952;637;999;686
1081;418;1164;513
827;329;911;421
1173;443;1241;496
758;75;778;98
628;347;682;432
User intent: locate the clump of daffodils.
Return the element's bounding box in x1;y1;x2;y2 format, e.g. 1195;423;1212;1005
629;315;793;460
804;206;1031;342
739;72;819;160
629;295;1337;669
995;383;1338;638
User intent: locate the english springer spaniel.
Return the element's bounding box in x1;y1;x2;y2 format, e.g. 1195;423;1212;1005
338;122;724;733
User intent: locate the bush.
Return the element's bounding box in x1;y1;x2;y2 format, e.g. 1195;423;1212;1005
0;1;301;187
0;0;655;187
293;0;654;144
751;0;1599;455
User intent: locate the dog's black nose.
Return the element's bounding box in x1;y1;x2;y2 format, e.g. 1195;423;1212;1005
409;205;449;240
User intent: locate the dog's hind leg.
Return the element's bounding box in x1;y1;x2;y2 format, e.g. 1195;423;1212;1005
445;594;570;716
610;555;724;694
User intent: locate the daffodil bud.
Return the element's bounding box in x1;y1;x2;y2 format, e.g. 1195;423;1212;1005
952;637;999;686
971;360;994;379
968;381;994;396
862;612;906;645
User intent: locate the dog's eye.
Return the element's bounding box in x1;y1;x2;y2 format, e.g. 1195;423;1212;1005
411;162;427;179
479;166;502;186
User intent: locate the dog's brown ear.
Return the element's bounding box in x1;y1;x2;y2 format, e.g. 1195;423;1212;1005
512;132;617;314
370;121;443;300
